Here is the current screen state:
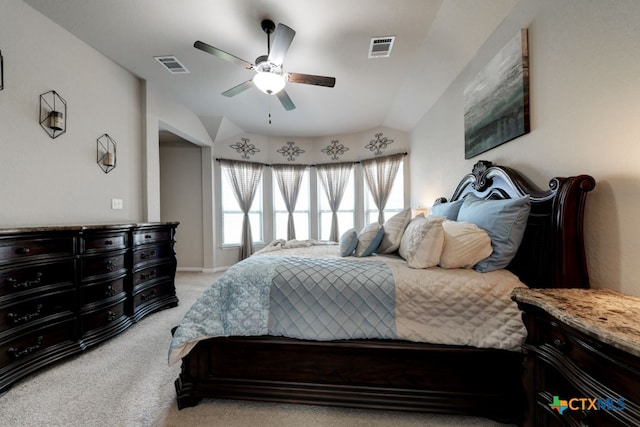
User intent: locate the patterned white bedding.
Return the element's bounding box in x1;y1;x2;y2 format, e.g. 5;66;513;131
168;240;527;365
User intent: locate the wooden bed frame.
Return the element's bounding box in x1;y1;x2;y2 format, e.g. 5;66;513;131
173;161;596;423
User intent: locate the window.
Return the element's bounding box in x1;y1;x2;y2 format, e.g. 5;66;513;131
217;154;406;250
365;162;404;225
274;168;310;240
319;171;355;240
220;175;263;245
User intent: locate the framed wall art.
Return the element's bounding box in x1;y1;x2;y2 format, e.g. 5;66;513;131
464;29;529;159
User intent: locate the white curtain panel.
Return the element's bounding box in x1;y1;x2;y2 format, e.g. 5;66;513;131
272;164;307;240
220;159;264;259
361;153;404;224
316;162;354;242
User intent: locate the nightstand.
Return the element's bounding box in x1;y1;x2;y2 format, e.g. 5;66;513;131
512;288;640;426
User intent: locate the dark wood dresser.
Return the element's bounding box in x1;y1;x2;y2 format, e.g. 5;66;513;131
512;288;640;426
0;222;178;394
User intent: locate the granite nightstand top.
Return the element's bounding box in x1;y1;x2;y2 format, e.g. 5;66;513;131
512;288;640;358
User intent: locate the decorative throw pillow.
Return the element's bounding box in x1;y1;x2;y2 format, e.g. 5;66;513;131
457;194;531;272
430;199;464;220
339;228;358;257
355;223;385;257
439;220;493;269
398;215;445;269
376;208;412;254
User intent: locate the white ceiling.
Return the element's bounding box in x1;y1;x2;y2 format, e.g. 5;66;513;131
22;0;517;139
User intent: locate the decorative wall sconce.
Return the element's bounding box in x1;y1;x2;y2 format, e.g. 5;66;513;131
0;49;4;91
39;90;67;138
97;134;117;174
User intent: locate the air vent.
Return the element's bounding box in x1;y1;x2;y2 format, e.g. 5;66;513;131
154;56;189;74
368;36;395;58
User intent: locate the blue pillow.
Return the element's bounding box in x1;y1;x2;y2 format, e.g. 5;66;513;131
355;223;385;257
339;228;358;257
457;194;531;272
430;199;464;220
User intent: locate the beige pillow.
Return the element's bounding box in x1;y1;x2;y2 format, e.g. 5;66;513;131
399;215;445;269
439;220;493;269
376;208;412;254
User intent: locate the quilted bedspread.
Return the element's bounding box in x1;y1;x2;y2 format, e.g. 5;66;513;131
168;241;527;365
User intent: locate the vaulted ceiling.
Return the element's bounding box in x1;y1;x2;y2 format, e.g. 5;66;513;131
23;0;517;139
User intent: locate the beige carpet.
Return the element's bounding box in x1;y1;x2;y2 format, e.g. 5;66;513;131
0;272;511;427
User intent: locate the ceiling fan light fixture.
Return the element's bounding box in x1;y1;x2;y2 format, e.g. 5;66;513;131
253;71;286;95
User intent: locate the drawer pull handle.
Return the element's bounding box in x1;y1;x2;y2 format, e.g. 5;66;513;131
553;338;568;352
140;250;156;260
145;234;153;239
105;285;117;297
107;311;116;322
106;261;115;272
141;290;157;302
8;304;44;325
104;239;113;245
8;336;43;360
15;247;31;255
140;270;157;281
7;272;43;290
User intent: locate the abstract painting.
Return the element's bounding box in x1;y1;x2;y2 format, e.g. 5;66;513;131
464;29;529;159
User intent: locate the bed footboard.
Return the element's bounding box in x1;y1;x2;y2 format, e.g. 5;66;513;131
175;336;524;423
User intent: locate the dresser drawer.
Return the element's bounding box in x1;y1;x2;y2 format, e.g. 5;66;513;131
132;280;175;308
0;260;75;301
132;228;172;246
79;299;127;335
0;317;75;370
131;279;177;322
0;235;75;265
78;276;126;307
80;231;128;253
132;244;172;266
0;288;75;335
80;252;127;281
132;263;174;289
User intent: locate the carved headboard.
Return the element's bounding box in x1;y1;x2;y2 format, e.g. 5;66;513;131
440;161;595;289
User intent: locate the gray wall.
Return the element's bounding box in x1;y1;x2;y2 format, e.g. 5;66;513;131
0;1;216;274
0;0;143;225
160;135;204;270
409;0;640;296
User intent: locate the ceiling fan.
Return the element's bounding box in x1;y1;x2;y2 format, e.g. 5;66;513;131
194;19;336;111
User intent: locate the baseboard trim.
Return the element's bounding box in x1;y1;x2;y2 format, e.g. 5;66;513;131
177;267;229;273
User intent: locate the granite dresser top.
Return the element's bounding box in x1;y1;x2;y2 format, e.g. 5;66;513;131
512;288;640;358
0;222;179;235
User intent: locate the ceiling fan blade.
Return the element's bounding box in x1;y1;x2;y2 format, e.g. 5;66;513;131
194;41;253;69
276;90;296;111
268;24;295;65
222;80;254;97
287;72;336;88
